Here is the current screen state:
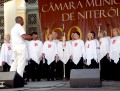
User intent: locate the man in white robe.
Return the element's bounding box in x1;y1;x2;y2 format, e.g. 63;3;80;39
10;16;33;78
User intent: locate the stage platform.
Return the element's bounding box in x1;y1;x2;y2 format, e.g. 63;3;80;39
0;80;120;91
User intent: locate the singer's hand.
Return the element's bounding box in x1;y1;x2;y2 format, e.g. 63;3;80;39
56;55;60;61
70;55;73;60
40;56;43;60
106;53;110;60
2;61;5;65
42;53;45;58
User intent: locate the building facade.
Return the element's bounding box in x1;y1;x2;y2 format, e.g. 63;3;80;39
0;0;40;47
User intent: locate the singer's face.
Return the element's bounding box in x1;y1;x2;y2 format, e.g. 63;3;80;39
87;33;92;40
33;34;38;40
99;33;103;38
19;18;24;26
71;33;74;40
113;29;119;37
4;35;10;42
52;32;58;39
74;33;79;40
48;34;53;40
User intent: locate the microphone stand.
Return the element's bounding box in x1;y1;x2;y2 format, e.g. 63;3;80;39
62;21;66;80
98;23;101;71
62;32;66;80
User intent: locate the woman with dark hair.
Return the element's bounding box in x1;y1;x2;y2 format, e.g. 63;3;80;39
27;31;43;81
91;31;99;68
71;32;85;69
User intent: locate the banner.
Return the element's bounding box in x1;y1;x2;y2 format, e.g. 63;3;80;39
38;0;120;41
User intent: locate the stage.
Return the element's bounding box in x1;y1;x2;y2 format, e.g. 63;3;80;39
0;80;120;91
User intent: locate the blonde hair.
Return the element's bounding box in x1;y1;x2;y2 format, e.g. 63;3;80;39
86;32;93;41
52;31;58;37
4;34;10;42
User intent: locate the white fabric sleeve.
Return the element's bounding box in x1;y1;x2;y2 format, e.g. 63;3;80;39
81;40;85;59
54;42;58;55
42;42;46;54
67;41;72;57
93;41;97;61
84;41;87;60
0;44;5;65
40;41;43;57
106;39;110;54
19;26;26;36
109;39;112;58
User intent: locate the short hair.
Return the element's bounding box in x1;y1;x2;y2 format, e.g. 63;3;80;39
31;31;38;35
100;31;106;37
90;31;96;38
15;16;23;23
74;31;80;37
86;32;92;40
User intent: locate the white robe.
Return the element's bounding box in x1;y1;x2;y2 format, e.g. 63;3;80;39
57;41;72;64
26;40;30;60
93;39;100;62
0;43;13;66
109;36;120;64
28;40;43;64
85;40;97;65
105;36;111;44
99;37;110;61
71;39;85;65
42;41;57;65
69;40;73;45
53;39;60;45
